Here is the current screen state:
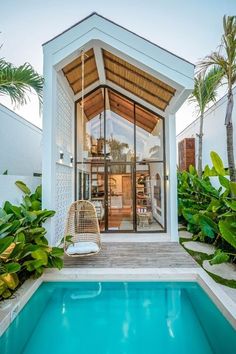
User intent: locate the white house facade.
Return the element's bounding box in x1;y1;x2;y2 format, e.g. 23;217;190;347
42;13;194;245
177;86;236;169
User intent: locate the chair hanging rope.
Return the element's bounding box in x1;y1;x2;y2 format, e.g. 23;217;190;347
81;50;85;200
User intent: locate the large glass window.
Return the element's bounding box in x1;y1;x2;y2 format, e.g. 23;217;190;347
136;106;164;161
105;90;134;162
77;88;105;162
76;87;165;233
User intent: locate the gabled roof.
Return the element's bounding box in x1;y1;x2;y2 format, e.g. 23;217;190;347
43;12;193;66
43;12;194;115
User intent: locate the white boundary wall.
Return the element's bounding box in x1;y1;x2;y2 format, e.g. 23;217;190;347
177;87;236;168
0;104;42;176
0;175;41;207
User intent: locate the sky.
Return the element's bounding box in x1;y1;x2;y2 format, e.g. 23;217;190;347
0;0;235;133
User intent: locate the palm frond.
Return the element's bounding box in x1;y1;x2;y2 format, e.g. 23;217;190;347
0;58;43;106
198;15;236;89
189;66;222;114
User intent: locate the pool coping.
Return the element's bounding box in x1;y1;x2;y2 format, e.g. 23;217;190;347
0;268;236;336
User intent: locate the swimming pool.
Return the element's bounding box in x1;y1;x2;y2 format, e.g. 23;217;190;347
0;282;235;354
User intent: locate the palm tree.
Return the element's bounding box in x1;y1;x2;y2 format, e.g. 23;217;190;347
200;15;236;181
0;58;43;106
189;67;222;176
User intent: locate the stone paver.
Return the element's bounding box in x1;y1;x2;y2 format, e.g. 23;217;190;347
203;260;236;281
179;230;193;239
183;241;216;255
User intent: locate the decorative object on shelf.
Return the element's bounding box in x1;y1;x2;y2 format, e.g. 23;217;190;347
137;174;145;185
136;173;153;227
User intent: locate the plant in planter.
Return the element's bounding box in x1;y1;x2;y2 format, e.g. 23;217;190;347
0;181;64;300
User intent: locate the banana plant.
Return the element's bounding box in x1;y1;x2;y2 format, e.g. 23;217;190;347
178;151;236;265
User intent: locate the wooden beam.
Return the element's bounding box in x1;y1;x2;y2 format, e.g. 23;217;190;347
94;46;106;85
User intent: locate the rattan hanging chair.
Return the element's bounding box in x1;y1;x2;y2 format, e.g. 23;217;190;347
64;200;101;257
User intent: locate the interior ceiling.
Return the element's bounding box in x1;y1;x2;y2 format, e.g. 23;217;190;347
80;88;160;133
63;46;176;133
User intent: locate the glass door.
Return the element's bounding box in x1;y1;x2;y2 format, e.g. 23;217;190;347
106;164;134;231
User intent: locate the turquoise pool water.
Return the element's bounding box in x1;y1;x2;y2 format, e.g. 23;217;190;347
0;282;236;354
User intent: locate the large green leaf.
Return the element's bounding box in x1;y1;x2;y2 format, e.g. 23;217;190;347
210;249;230;265
15;181;31;195
5;263;21;273
50;247;64;257
199;214;218;238
22;210;37;222
31;249;48;265
182;209;199;225
19;244;40;258
48;257;63;270
219;175;230;189
230;182;236;196
23;195;32;209
31;200;41;211
210;151;225;176
219;219;236;248
0;224;13;238
34;185;42;201
0;236;14;254
23;259;45;271
195;178;219;197
224;199;236;211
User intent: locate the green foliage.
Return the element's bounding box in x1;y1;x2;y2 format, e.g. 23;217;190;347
210;249;230;265
0;58;43;106
0;182;63;300
189;66;222;115
178;151;236;265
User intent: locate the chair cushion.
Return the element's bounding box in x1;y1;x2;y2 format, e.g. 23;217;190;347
67;241;99;255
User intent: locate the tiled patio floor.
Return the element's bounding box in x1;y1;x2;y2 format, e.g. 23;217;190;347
64;242;199;268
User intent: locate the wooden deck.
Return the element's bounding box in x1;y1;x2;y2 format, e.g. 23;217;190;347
64;242;198;268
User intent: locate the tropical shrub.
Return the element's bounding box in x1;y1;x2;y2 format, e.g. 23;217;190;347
0;181;63;300
178;152;236;265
